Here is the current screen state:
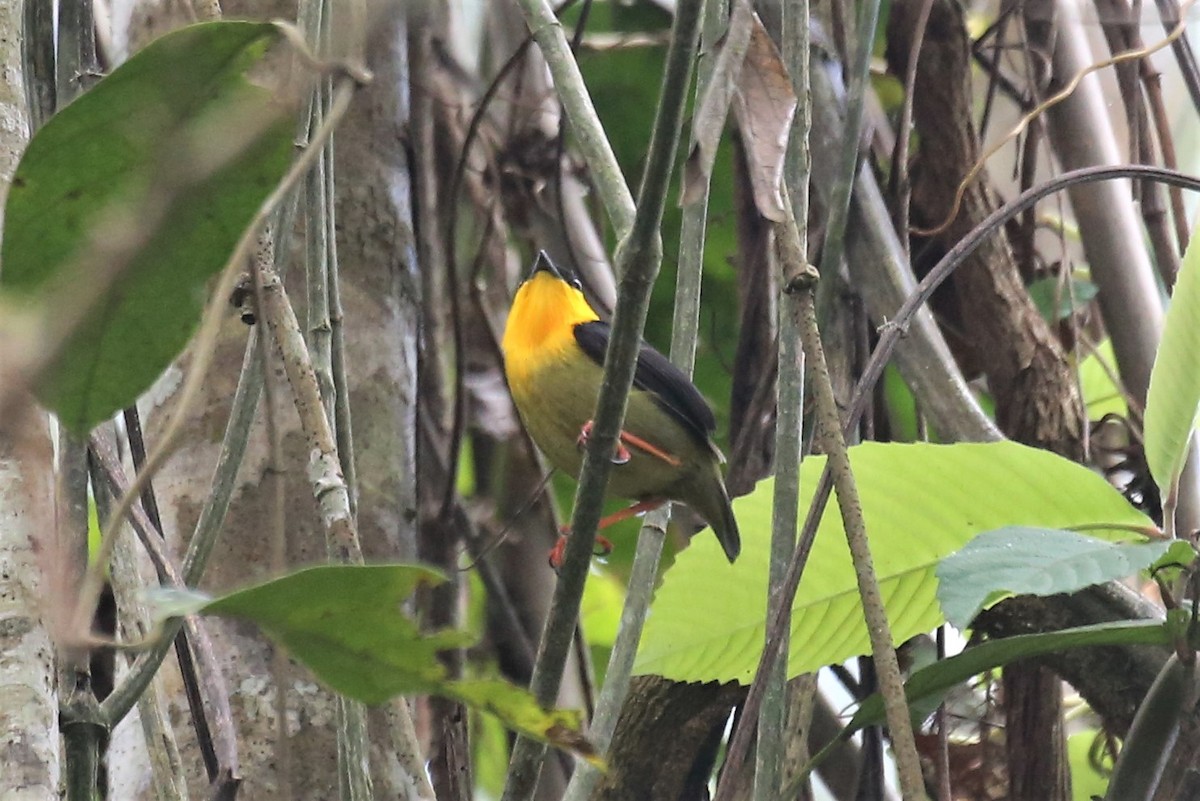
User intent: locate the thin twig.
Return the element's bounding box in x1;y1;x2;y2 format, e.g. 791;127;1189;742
755;0;811;792
255;254;374;799
887;0;935;253
251;231;294;798
122;404;222;783
745;199;925;800
101;330;263;726
87;431;242;788
813;0;882;311
511;0;636;237
561;1;726;795
499;2;704;799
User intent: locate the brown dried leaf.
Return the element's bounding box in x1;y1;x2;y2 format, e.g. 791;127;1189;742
731;17;795;223
680;0;756;208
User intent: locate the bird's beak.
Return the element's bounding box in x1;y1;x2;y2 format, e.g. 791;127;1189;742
528;250;564;282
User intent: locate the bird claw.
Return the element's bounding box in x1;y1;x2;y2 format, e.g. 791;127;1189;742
548;532;614;570
577;420;632;465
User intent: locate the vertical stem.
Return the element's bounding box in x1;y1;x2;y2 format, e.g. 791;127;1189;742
793;273;926;799
756;0;811;795
814;0;882;313
562;2;723;796
500;2;704;799
59;433;101;801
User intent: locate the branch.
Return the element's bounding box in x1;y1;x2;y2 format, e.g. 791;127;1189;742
512;0;636;238
757;0;813;793
499;2;704;798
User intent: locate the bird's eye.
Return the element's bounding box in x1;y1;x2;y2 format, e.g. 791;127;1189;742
571;277;583;290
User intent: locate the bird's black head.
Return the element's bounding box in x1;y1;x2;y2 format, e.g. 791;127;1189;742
527;250;582;289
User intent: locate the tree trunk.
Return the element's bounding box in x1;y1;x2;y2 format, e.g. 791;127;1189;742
0;396;59;801
591;676;744;800
0;4;56;794
123;2;428;797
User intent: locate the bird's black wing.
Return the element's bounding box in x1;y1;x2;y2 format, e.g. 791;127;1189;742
574;320;716;444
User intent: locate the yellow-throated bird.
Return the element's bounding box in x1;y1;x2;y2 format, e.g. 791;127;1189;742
501;251;740;563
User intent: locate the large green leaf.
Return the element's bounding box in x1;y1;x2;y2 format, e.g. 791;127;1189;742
937;527;1170;629
0;21;294;434
173;565;598;763
634;441;1151;683
1144;219;1200;500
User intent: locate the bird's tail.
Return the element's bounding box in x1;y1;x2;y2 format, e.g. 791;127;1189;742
689;467;740;562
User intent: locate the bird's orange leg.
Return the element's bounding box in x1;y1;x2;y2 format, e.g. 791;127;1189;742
577;420;631;464
618;431;682;467
548;498;666;569
576;420;682;468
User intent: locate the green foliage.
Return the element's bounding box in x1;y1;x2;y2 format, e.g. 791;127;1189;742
634;441;1150;683
1027;274;1098;322
582;566;625;648
560;0;671;33
936;527;1170;629
168;564;599;763
1144;218;1200;500
882;364;921;441
0;21;294;434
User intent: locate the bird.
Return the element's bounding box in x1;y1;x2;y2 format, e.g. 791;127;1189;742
500;250;740;565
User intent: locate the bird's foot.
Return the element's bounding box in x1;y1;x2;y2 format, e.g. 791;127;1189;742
576;421;683;468
548;531;614;570
577;420;632;465
547;498;667;568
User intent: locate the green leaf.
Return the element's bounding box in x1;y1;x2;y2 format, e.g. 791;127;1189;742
1079;339;1128;419
937;527;1169;629
192;564;599;763
1149;540;1197;592
847;620;1168;734
634;441;1150;683
1027;275;1099;322
0;21;294;434
581;566;626;648
1144;218;1200;500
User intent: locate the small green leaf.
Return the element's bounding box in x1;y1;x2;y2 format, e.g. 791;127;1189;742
636;442;1151;684
937;527;1170;629
196;564;598;762
1027;275;1098;322
1149;540;1197;585
1144;217;1200;500
0;21;294;433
